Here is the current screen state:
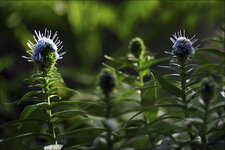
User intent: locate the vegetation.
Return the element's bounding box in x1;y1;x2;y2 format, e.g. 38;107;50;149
0;1;224;150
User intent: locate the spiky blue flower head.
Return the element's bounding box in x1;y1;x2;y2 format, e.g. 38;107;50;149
23;29;66;70
32;37;59;61
170;30;198;61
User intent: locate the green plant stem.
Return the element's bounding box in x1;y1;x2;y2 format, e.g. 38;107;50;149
180;61;195;150
43;70;57;145
105;96;113;150
151;72;158;104
105;96;111;119
138;59;144;105
138;60;155;148
200;102;209;150
180;61;187;106
139;74;154;147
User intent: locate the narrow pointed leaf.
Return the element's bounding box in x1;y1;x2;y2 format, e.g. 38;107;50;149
152;69;182;97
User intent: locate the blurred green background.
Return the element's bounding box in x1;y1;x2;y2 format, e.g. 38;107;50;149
0;0;224;134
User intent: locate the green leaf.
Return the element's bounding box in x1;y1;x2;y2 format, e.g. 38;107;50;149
19;90;42;104
57;127;106;140
20;103;49;120
184;118;203;126
191;64;223;79
209;101;225;112
57;87;80;94
119;135;148;149
115;103;185;118
194;54;213;64
0;119;46;129
186;67;195;74
66;119;90;132
196;48;225;58
47;87;58;95
138;57;169;71
51;110;89;123
133;79;158;90
48;78;62;86
144;116;181;130
141;73;158;121
48;87;80;95
117;71;140;86
158;97;181;104
104;55;137;69
63;144;90;150
202;38;224;43
208;126;225;147
20;105;39;120
51;100;99;110
157;65;177;71
5;97;43;105
125;111;145;127
185;80;200;88
0;132;52;143
124;119;147;129
113;98;140;104
144;121;191;134
152;69;182;97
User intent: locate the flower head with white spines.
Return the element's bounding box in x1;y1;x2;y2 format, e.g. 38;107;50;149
169;30;198;61
24;29;65;62
23;29;66;70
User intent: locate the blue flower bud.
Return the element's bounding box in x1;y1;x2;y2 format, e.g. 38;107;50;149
170;30;198;61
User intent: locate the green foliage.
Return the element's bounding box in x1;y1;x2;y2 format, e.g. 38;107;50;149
0;1;224;150
1;28;225;149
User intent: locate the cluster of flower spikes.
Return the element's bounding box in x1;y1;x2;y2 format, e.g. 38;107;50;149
170;30;198;61
25;29;65;70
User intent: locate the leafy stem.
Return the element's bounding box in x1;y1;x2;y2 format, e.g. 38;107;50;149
179;61;195;150
104;95;113;150
43;69;57;145
105;96;111;119
200;100;209;150
138;57;156;147
180;61;187;106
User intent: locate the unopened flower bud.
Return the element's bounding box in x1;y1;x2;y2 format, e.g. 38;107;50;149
201;78;215;103
128;37;145;58
99;71;115;97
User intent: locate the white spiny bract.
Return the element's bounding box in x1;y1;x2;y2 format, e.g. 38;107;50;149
24;29;65;62
170;30;198;58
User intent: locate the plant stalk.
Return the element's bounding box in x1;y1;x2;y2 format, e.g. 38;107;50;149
201;101;209;150
138;58;156;148
105;95;113;150
180;61;195;150
43;70;57;145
